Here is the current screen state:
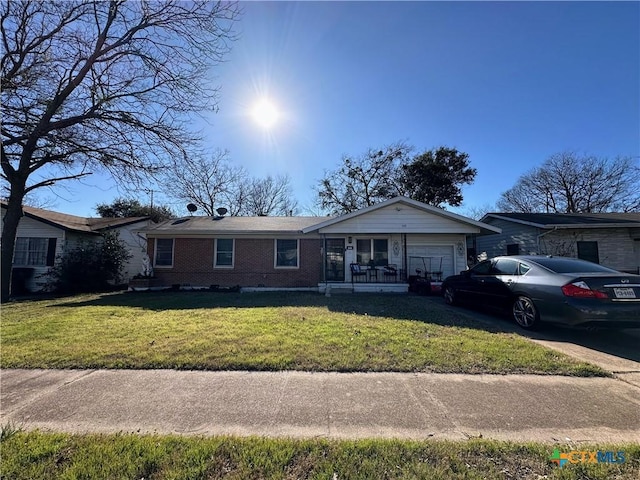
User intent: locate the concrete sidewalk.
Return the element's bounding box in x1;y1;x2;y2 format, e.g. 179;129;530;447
2;369;639;442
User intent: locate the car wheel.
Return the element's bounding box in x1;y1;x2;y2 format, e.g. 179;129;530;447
512;296;539;330
443;285;457;305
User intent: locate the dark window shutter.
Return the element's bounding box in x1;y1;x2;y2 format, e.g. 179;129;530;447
46;238;57;266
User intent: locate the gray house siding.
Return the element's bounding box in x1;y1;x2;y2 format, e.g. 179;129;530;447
540;228;639;273
474;218;540;260
475;218;640;273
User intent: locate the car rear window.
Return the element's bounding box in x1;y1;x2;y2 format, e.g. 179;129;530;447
531;257;617;274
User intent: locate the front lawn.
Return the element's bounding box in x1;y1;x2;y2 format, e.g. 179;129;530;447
1;292;604;376
2;430;638;480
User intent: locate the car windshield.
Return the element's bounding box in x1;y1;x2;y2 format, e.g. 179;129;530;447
531;257;618;274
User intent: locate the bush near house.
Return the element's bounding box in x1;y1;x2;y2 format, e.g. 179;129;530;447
45;231;131;294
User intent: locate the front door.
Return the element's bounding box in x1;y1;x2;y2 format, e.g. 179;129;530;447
326;238;345;281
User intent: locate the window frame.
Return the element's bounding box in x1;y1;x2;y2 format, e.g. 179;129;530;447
274;238;299;269
356;238;389;267
214;238;235;268
13;237;49;266
518;262;531;276
154;238;174;268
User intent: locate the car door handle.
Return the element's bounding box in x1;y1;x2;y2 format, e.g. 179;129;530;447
505;279;514;284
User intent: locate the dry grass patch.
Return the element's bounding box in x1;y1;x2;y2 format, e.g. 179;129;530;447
1;429;638;480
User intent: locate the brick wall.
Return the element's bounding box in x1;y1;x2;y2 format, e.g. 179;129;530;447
541;228;639;272
147;237;324;287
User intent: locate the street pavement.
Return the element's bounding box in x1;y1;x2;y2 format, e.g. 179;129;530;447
2;368;639;443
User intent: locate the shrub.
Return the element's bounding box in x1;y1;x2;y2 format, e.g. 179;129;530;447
45;231;132;293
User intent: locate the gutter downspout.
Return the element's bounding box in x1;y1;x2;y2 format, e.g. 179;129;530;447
536;227;557;255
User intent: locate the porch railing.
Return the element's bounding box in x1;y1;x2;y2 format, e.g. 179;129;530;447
350;268;408;284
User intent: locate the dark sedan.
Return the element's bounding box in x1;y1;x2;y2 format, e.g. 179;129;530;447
441;255;640;329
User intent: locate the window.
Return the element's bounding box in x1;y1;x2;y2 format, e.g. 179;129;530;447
577;241;599;264
155;238;174;267
275;239;298;268
492;258;519;275
470;260;492;275
518;263;531;275
356;239;388;266
14;237;50;266
356;239;371;264
215;238;234;268
506;243;520;255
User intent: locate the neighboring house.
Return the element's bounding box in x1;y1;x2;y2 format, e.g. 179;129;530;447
142;196;500;292
1;203;151;293
475;212;640;273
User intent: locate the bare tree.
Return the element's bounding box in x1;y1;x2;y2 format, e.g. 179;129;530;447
242;175;298;216
497;152;640;213
1;0;239;301
164;153;298;217
163;150;248;216
457;203;496;221
315;141;412;215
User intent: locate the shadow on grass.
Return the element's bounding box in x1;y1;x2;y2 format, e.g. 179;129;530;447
423;296;640;365
50;290;514;334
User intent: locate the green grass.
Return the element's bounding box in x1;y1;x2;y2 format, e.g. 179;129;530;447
1;429;638;480
1;291;605;376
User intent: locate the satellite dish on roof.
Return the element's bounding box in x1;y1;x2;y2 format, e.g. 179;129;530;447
216;207;228;216
186;203;198;214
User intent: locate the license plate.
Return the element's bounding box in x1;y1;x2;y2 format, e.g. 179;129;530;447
613;288;636;299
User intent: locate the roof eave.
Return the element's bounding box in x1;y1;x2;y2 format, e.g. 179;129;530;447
90;217;151;231
482;214;640;229
143;229;308;236
482;214;546;229
548;223;640;229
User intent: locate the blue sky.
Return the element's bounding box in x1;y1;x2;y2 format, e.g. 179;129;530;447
43;1;640;218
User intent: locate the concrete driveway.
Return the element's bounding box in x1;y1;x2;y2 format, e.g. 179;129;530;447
424;296;640;387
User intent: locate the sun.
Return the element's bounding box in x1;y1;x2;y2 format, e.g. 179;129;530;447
251;99;279;129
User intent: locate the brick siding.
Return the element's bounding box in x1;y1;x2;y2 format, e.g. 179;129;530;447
541;228;639;273
147;237;324;287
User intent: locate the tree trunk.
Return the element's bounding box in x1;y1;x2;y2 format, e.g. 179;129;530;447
1;188;26;303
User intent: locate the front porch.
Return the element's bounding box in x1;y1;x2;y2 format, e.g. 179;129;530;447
319;281;409;294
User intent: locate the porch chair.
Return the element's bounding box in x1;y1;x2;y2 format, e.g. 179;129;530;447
350;263;367;283
383;264;398;282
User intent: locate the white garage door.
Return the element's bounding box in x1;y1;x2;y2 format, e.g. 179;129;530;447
406;245;455;279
